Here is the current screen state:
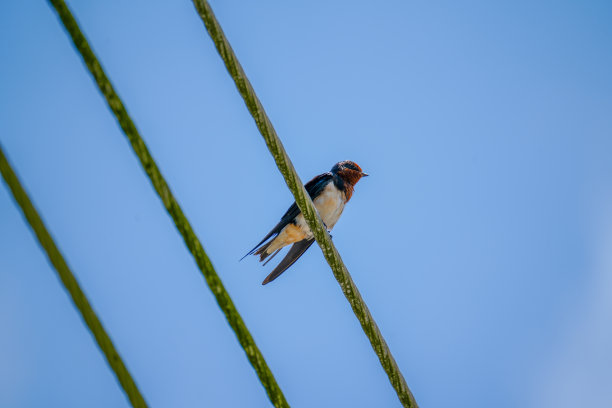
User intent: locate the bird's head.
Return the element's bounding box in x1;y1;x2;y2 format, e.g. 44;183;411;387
331;160;369;185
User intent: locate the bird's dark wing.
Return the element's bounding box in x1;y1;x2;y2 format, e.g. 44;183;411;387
241;172;332;260
262;238;315;284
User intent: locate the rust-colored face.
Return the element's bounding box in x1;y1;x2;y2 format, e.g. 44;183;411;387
335;161;368;186
332;161;368;202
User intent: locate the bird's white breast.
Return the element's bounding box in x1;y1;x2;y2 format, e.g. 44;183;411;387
294;182;346;237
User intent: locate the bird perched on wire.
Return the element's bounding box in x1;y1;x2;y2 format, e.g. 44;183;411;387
243;160;368;285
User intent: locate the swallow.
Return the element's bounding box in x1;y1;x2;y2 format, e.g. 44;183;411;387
243;160;368;285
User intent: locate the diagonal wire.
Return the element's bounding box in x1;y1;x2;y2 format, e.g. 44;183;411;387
191;1;419;407
0;144;148;408
45;1;289;407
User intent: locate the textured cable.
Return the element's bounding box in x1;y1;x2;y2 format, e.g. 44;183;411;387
191;1;418;406
0;145;148;408
45;1;289;406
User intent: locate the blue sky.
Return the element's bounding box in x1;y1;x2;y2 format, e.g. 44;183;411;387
1;1;612;407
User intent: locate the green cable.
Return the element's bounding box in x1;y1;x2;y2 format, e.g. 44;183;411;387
46;1;289;407
0;145;148;408
191;1;419;406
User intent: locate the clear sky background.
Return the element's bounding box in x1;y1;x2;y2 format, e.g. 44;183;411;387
1;1;612;407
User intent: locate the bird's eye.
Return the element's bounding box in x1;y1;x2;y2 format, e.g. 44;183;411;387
345;163;358;171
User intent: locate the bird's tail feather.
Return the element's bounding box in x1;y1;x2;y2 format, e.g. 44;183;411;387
240;236;272;261
240;221;285;261
262;238;315;285
253;240;274;262
262;249;282;266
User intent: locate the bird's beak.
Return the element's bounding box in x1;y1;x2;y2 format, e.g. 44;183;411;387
361;172;369;177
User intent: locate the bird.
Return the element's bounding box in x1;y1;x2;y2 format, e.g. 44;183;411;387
243;160;368;285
